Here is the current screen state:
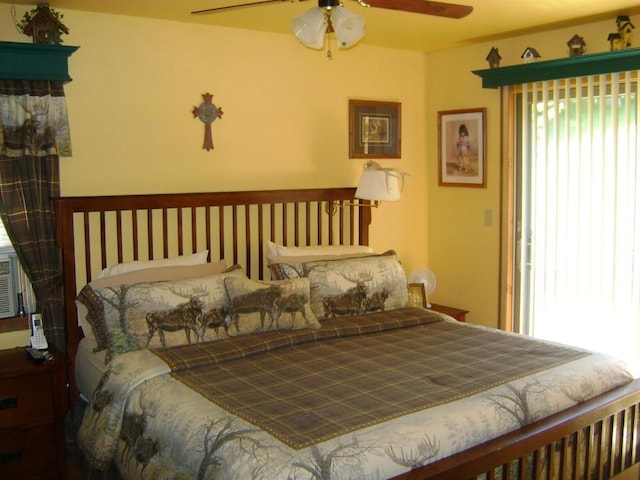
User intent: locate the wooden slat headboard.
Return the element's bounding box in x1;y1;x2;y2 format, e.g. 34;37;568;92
54;188;371;374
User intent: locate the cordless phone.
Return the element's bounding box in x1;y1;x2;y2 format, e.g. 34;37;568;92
29;313;48;350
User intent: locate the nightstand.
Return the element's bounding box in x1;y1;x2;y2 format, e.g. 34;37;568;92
429;303;469;322
0;346;68;479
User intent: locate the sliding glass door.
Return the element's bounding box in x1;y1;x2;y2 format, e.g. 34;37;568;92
512;72;640;375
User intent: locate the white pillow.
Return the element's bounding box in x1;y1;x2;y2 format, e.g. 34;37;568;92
267;252;376;265
267;241;372;257
97;251;209;279
266;241;279;258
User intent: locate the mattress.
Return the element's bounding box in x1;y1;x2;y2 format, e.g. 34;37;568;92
75;336;107;401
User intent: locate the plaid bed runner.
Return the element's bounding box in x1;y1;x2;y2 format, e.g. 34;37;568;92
153;308;589;449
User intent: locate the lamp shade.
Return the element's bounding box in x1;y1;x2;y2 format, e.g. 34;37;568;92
355;169;402;202
330;6;366;49
291;7;327;49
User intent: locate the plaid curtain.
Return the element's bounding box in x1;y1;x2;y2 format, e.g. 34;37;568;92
0;80;67;351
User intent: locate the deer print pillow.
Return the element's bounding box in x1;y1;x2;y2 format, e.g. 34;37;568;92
223;277;320;336
76;261;230;354
93;268;246;360
268;250;408;320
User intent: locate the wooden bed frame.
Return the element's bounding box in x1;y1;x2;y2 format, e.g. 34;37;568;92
54;188;640;480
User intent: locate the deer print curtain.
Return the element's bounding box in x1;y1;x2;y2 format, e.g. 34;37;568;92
0;79;72;157
0;79;67;351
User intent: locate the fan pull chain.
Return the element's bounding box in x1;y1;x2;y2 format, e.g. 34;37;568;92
326;30;332;58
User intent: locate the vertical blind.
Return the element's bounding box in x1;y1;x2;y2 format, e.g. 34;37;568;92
516;71;640;374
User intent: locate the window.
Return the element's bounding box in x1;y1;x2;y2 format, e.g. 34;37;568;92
511;72;640;375
0;224;10;247
0;222;35;316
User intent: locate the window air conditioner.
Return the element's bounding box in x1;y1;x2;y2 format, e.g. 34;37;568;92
0;255;16;318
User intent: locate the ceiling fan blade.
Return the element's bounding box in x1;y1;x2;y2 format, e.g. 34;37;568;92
191;0;292;14
363;0;472;18
191;0;471;18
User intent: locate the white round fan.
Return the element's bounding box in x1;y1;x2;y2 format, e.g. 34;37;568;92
408;268;437;308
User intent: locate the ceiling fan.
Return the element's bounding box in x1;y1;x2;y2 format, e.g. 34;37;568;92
191;0;473;53
191;0;473;19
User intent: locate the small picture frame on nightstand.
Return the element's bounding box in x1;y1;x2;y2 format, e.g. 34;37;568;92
408;283;427;308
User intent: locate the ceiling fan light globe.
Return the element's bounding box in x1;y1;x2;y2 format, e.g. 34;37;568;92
291;7;327;49
330;6;366;48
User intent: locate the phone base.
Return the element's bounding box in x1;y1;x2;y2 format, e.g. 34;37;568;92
26;347;53;362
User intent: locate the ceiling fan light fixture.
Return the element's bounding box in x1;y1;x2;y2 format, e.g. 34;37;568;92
291;7;327;49
330;6;366;49
318;0;340;7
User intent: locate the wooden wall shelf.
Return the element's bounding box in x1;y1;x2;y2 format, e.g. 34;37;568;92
0;41;78;82
0;316;28;334
473;47;640;88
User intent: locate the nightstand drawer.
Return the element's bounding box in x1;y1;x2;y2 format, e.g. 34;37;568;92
0;373;53;430
0;425;56;478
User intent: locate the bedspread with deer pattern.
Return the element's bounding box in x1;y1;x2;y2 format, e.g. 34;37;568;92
77;308;634;480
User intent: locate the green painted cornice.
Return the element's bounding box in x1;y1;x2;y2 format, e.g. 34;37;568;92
0;41;79;82
473;48;640;88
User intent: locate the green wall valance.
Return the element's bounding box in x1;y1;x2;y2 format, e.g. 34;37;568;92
0;41;78;82
473;47;640;88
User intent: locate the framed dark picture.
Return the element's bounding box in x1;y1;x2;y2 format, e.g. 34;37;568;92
407;283;427;308
349;100;401;158
438;108;486;187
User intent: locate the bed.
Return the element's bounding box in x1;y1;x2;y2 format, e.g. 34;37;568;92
54;187;640;480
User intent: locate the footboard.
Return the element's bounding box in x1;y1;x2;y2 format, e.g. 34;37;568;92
394;378;640;480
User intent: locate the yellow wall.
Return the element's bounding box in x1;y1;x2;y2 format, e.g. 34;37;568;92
0;329;30;349
0;5;429;272
0;4;634;348
425;17;633;327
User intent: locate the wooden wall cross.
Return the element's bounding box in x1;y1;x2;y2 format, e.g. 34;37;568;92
192;93;223;151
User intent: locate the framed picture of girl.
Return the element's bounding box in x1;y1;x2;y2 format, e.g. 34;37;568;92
438;108;486;187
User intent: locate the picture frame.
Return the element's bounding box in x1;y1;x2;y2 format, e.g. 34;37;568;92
438;108;486;187
407;283;427;308
349;100;401;158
